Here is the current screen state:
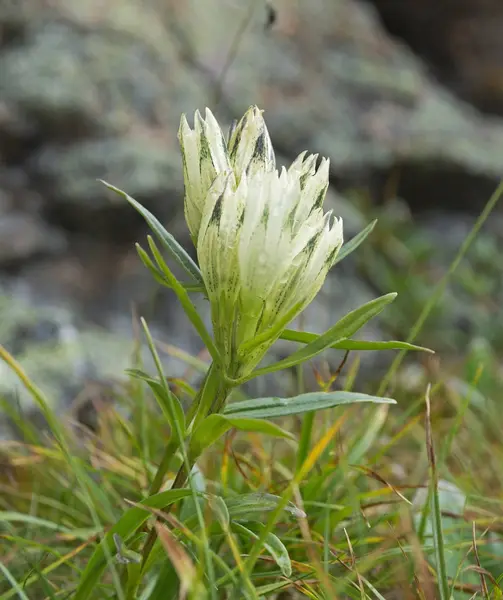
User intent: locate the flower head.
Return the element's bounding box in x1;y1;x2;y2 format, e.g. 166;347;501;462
180;106;343;377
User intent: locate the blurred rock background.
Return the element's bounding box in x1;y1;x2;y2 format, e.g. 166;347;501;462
1;0;503;428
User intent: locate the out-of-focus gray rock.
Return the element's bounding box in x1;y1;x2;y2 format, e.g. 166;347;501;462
0;0;207;230
366;0;503;116
0;213;66;263
1;0;503;224
180;0;503;212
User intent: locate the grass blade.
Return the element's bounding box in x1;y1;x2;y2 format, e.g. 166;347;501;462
0;562;30;600
425;385;450;600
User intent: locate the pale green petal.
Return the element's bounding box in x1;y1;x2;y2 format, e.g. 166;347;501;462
178;109;231;240
228;106;275;179
178;115;204;239
204;109;231;172
302;157;330;211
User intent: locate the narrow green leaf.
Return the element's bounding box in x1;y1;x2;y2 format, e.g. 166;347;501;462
0;563;30;600
360;576;389;600
126;368;185;441
328;339;432;353
333;219;377;265
425;388;450;600
74;489;193;600
280;329;433;353
150;382;185;441
239;293;397;382
225;493;306;520
136;244;204;292
189;414;293;459
254;581;291;596
0;512;80;535
126;367;160;386
101;180;203;284
225;416;294;438
127;367;195;399
136;243;169;285
224;390;395;419
232;522;292;577
146;237;222;365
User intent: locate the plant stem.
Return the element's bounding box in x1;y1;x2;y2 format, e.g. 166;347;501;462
191;362;230;430
296;411;314;473
140;362;233;572
147;366;214;497
148;438;178;496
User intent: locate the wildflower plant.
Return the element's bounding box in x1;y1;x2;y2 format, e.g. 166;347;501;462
71;105;431;598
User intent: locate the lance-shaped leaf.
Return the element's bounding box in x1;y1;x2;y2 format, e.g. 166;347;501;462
188;414;293;460
136;244;204;292
127;368;185;442
225;492;305;520
279;329;433;353
224;390;396;419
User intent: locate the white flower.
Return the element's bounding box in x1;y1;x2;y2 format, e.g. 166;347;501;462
197;144;343;378
178;105;343;376
178;106;276;242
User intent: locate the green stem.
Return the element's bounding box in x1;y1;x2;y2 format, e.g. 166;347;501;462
140;362;233;573
185;365;214;427
296;411;314;473
191;362;229;430
147;365;215;497
295;362;313;474
147;438;178;496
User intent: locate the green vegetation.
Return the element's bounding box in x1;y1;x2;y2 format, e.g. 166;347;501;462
1;179;503;599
